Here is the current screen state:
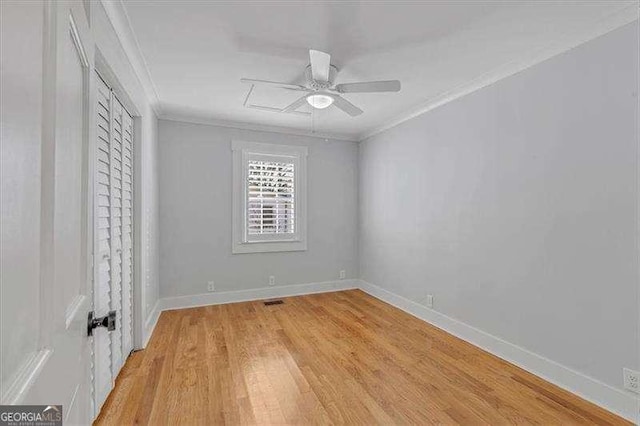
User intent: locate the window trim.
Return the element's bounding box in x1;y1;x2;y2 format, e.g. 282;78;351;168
232;140;308;254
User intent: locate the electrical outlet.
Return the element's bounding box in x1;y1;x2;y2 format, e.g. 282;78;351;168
268;276;275;286
207;281;215;292
425;294;434;308
623;368;639;393
339;270;346;280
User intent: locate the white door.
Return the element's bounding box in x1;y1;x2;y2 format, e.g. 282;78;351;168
93;74;135;415
22;1;94;425
119;98;135;365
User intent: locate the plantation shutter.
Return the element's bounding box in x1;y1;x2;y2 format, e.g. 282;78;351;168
247;160;295;235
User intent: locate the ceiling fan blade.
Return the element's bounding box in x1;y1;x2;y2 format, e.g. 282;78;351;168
332;95;363;116
335;80;401;93
282;95;309;113
309;49;331;82
240;78;309;92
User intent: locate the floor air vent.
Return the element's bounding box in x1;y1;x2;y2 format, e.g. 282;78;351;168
264;300;284;306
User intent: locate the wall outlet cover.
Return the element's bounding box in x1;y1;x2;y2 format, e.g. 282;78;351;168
425;294;434;308
623;368;639;393
339;270;346;279
268;276;275;286
207;281;215;292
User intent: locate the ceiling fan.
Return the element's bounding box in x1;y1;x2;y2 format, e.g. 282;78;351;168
241;49;401;117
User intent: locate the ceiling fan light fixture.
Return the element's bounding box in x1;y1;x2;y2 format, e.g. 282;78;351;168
306;93;334;109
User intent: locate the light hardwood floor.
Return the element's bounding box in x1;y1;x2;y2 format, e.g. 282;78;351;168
95;290;631;425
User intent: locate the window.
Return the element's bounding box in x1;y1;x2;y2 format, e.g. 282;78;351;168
232;141;307;253
247;160;295;236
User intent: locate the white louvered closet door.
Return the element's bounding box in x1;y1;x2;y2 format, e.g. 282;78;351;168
94;75;113;412
121;103;134;359
110;94;124;377
93;73;134;414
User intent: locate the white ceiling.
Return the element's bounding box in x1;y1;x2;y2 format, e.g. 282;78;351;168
120;0;636;140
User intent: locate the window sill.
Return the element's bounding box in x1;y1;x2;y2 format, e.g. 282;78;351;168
232;240;307;254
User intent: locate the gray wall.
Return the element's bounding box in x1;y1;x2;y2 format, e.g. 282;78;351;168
159;120;359;297
359;22;638;392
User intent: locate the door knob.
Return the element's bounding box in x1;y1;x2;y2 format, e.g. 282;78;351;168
87;310;116;336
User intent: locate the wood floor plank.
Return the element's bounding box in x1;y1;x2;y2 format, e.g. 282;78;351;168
94;290;632;425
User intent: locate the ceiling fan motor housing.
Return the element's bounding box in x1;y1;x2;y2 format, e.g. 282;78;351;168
304;64;338;90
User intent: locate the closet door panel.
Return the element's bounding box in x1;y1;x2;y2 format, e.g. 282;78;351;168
109;96;124;377
121;111;134;357
93;75;113;411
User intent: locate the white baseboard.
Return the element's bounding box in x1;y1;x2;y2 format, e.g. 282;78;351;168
160;279;359;312
142;300;161;348
358;279;639;423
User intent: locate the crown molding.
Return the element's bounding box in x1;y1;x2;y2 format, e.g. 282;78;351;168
358;3;639;142
159;113;359;142
99;0;162;115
